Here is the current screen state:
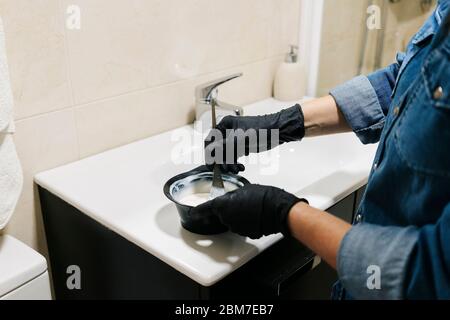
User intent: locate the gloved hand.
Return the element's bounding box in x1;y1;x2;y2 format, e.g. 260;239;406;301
190;184;308;239
204;104;305;173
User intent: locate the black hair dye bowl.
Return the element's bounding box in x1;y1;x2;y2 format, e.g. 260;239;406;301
163;166;250;235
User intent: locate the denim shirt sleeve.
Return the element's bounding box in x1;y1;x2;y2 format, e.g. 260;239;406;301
329;2;447;144
337;203;450;299
329;55;403;145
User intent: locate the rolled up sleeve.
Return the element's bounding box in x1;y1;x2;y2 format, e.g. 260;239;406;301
330;76;385;144
337;223;418;299
338;203;450;300
329;55;403;144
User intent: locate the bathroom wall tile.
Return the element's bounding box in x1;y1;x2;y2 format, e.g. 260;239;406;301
176;0;270;76
4;198;40;252
75;56;282;158
206;57;282;107
267;0;301;57
62;0;277;105
74;80;193;158
61;0;152;105
0;0;72;119
5;109;79;250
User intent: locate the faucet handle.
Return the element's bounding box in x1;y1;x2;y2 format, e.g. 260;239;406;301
195;73;243;103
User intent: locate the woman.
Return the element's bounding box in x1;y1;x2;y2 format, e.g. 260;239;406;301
193;1;450;299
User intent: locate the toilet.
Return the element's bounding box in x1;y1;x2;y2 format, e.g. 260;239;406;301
0;235;52;300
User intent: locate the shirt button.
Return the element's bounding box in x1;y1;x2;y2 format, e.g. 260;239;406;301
373;162;378;171
393;106;400;116
355;214;362;224
433;86;444;100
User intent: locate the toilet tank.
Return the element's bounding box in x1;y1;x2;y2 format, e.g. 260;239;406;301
0;235;51;300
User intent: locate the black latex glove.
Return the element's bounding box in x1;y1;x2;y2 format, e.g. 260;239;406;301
204;104;305;174
190;184;307;239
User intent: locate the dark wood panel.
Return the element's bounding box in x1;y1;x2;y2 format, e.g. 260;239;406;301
39;187;200;300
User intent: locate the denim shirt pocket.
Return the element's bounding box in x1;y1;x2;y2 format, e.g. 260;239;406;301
394;46;450;177
424;46;450;110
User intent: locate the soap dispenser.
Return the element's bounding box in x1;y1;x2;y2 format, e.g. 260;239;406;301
274;45;306;102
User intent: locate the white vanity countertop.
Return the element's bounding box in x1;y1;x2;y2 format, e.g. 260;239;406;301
35;98;377;287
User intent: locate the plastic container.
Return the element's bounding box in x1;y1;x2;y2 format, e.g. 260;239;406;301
163;166;250;235
274;45;306;102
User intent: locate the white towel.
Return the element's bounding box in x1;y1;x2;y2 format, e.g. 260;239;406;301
0;17;23;230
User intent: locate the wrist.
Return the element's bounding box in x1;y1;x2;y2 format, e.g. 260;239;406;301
287;200;310;235
279;197;308;237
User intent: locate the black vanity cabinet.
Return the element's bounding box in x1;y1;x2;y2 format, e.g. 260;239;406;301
38;186;365;300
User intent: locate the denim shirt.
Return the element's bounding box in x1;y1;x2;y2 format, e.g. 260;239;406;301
329;1;450;299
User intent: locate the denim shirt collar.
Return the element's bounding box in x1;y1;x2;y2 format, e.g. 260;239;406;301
436;0;450;24
412;1;448;45
412;22;435;45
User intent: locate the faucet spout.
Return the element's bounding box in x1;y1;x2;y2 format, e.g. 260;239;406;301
195;73;244;129
195;73;243;104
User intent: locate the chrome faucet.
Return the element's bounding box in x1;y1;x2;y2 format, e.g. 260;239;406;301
195;73;243;130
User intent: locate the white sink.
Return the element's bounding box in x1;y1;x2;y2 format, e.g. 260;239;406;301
35;98;377;287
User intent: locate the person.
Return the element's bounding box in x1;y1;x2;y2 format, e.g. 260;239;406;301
192;1;450;299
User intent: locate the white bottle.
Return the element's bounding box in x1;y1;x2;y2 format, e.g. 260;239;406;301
273;45;306;102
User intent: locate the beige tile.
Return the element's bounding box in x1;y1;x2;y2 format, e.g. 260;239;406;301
5;186;50;257
0;0;72;119
75;56;281;158
267;0;301;57
14;109;79;195
63;0;273;105
5;109;79;251
206;57;282;106
165;0;270;77
4;198;39;252
74;80;193;158
61;0;151;105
